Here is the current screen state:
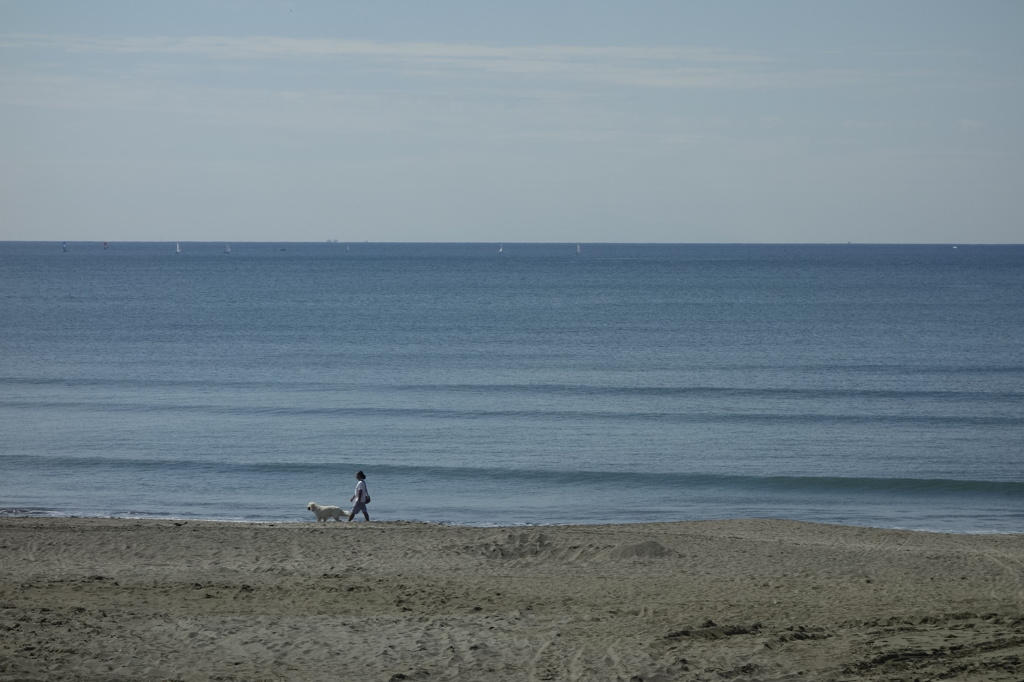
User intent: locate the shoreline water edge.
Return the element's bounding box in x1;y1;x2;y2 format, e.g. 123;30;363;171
1;509;1022;535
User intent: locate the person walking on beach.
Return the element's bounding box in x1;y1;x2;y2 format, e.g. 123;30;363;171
347;470;370;522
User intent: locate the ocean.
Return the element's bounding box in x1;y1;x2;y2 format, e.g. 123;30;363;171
1;242;1022;532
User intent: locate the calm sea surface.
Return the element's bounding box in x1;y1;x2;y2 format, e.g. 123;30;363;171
1;242;1022;532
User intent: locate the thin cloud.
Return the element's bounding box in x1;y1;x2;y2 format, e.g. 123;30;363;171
1;33;880;90
958;119;985;130
1;34;769;62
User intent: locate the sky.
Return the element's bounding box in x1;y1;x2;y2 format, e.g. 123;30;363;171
1;1;1022;244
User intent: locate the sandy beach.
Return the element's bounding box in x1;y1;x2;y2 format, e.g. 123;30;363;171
1;517;1021;681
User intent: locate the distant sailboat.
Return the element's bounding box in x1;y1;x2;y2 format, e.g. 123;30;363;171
175;242;181;254
103;241;108;250
223;244;231;254
576;243;581;255
498;244;503;253
61;241;68;253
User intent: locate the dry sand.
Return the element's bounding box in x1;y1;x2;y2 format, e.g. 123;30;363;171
0;517;1021;681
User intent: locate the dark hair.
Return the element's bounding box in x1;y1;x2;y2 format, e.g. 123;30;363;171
356;470;365;479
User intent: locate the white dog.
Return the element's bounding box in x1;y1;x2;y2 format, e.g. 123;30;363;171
307;502;348;522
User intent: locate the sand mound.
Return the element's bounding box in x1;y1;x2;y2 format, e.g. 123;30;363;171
469;532;679;564
602;538;677;560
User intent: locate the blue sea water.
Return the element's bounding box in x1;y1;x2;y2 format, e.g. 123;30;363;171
1;242;1022;532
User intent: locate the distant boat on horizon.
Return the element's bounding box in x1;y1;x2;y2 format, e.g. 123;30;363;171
62;241;68;253
175;242;181;254
576;243;581;255
224;244;231;254
498;244;503;253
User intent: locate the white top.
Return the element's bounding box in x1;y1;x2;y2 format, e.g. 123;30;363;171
354;479;368;503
